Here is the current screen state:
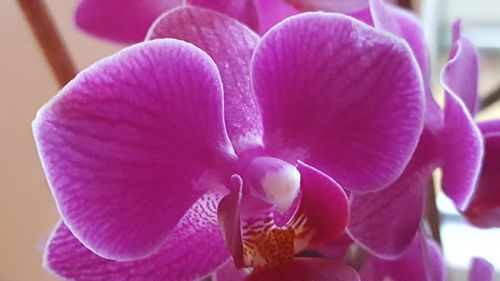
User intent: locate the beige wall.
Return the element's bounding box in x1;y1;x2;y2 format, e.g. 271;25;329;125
0;1;499;281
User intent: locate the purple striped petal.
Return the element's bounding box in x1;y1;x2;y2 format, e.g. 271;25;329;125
147;7;263;153
187;0;259;31
441;20;480;115
45;191;230;281
252;13;424;192
360;234;445;281
246;258;360;281
348;131;436;258
254;0;299;34
75;0;180;43
33;40;236;260
285;0;369;13
469;258;494;281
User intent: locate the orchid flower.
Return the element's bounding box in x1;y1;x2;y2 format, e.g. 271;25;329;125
74;0;298;43
341;0;484;259
34;7;425;281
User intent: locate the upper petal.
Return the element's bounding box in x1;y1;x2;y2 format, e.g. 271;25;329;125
45;191;230;281
147;7;263;153
441;20;480;116
284;0;369;13
74;0;181;43
360;234;445;281
254;0;299;34
33;39;236;260
245;258;360;281
252;13;424;192
186;0;259;31
348;130;436;258
469;258;494;281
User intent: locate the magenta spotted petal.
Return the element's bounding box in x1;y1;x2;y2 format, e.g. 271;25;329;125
252;13;424;192
360;234;445;281
75;0;181;43
33;40;236;260
147;7;263;153
45;191;230;281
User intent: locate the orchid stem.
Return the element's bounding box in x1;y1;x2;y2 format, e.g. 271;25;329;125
481;85;500;110
17;0;77;88
425;179;442;245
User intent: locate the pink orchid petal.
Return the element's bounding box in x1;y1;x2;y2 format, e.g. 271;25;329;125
147;7;263;153
479;120;500;135
441;20;480;115
75;0;181;43
293;162;349;249
45;191;230;281
284;0;369;13
348;130;436;258
252;13;424;192
360;234;445;281
469;258;494;281
440;92;483;210
465;133;500;227
217;175;245;268
187;0;259;31
215;259;249;281
245;258;360;281
33;40;236;260
254;0;299;34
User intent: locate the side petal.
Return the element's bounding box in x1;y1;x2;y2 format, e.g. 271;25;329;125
464;133;500;227
246;258;360;281
348;130;436;258
33;39;236;260
74;0;180;43
252;13;424;192
147;7;263;153
284;0;369;13
469;258;494;281
45;191;230;281
186;0;259;31
440;92;483;210
360;234;445;281
441;20;480;116
292;162;349;250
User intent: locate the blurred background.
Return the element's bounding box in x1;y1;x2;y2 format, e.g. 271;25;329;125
0;0;499;280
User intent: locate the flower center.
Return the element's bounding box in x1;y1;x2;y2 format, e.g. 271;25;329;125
246;157;301;213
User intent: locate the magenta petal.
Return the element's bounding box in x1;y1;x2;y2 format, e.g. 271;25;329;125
440;92;483;210
245;258;360;281
254;0;298;34
148;7;263;153
465;133;500;227
479;120;500;135
293;162;349;249
187;0;259;31
75;0;181;43
33;40;236;260
360;234;445;281
469;258;494;281
348;131;435;258
285;0;369;13
252;13;424;191
45;191;230;281
215;259;249;281
441;20;480;115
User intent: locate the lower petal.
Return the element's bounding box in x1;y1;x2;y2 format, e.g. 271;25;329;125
215;259;249;281
45;191;230;281
469;258;494;281
245;258;360;281
359;234;445;281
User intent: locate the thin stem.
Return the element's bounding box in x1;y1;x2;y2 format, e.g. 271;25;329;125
17;0;77;88
481;85;500;110
425;179;442;245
